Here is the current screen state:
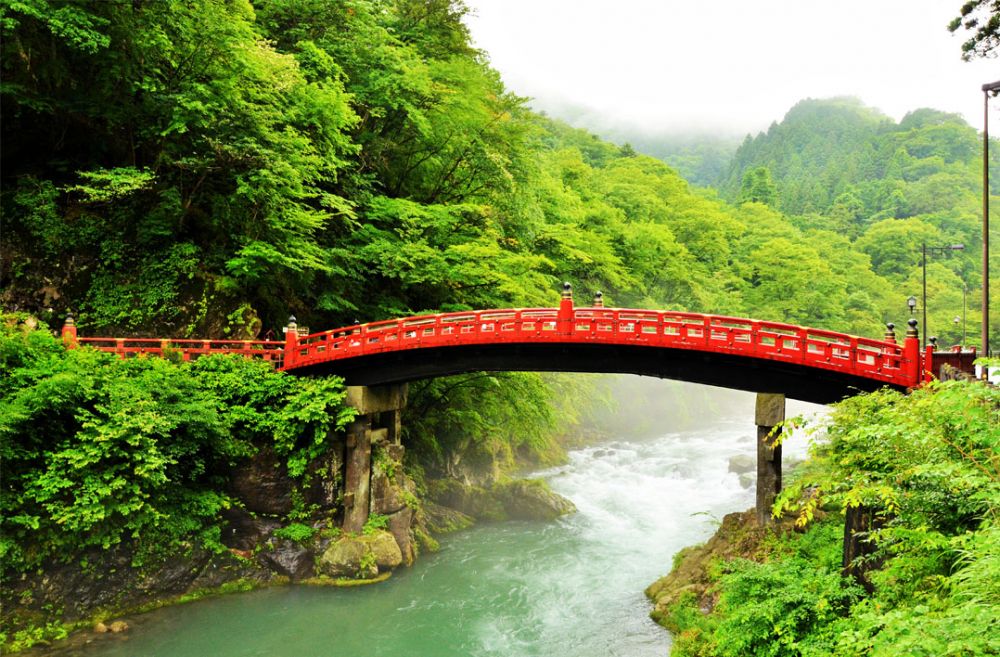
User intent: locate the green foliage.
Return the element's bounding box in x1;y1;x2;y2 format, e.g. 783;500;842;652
65;168;157;203
0;316;352;573
0;620;69;654
272;522;317;543
719;96;1000;347
358;549;377;575
405;372;560;475
362;513;388;535
949;1;1000;60
671;380;999;657
714;558;862;657
739;167;778;207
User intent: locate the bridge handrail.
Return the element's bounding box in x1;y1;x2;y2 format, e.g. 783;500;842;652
74;337;285;364
289;307;911;386
64;304;922;388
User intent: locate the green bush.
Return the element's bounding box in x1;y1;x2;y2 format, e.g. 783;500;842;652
272;522;317;543
0;316;353;572
714;558;862;657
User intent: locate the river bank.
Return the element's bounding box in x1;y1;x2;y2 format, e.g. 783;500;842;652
642;380;1000;657
20;390;798;657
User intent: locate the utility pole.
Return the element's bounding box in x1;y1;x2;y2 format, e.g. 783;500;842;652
983;80;1000;360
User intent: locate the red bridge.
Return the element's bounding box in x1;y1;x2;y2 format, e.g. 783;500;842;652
62;285;973;404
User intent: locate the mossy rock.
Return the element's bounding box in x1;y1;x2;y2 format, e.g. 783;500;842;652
421;501;476;534
494;479;576;521
427;479;506;521
315;531;401;579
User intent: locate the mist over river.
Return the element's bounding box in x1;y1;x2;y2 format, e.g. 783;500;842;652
56;381;821;657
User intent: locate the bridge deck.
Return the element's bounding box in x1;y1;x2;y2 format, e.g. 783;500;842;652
63;298;952;403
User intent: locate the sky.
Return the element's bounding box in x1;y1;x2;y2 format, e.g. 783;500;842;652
463;0;1000;139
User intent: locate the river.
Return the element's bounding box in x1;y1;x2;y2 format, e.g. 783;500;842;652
56;382;819;657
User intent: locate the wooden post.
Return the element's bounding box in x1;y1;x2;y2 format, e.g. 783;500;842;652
755;392;785;526
842;504;882;592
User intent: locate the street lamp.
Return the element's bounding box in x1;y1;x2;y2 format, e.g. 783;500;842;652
907;295;917;315
922;242;965;348
983;80;1000;358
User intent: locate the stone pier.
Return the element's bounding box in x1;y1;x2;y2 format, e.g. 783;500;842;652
342;384;408;534
755;392;785;526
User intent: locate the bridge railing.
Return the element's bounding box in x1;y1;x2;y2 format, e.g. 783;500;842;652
289;307;911;387
74;337;286;365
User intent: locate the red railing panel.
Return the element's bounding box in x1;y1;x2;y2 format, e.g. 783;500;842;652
71;306;919;389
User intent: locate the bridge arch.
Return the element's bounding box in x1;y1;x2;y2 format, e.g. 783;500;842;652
282;290;925;406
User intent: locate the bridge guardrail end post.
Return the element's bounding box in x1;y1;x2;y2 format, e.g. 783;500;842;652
284;315;298;368
61;311;77;349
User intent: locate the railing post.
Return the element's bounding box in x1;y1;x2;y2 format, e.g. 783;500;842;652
883;322;896;344
592;291;604;308
558;282;574;336
284;315;299;368
61;312;77;349
924;341;936;382
903;318;921;386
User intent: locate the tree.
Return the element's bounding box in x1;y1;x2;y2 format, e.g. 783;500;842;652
948;0;1000;60
738;166;778;207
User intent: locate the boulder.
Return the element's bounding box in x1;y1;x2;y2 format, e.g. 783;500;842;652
316;532;402;579
496;479;576;521
420;501;475;535
108;621;129;634
728;454;755;475
428;479;505;521
317;538;369;578
387;508;415;566
262;539;315;580
371;467;416;516
368;531;403;570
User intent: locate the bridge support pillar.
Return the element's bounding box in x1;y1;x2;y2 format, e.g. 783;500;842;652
343;415;372;533
755;393;784;526
342;384;408;533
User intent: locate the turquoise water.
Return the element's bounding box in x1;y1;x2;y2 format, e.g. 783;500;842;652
53;390;817;657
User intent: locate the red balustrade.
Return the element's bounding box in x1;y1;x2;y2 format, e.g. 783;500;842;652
73;337;285;365
285;307;919;388
61;299;931;389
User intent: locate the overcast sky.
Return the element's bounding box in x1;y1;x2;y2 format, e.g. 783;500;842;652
463;0;999;138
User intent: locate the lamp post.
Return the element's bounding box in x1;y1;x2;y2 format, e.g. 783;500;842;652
962;281;969;350
922;243;965;348
907;295;917;316
983;80;1000;359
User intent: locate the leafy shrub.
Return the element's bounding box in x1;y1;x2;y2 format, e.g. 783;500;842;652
714;558;862;657
0;317;353;572
362;513;389;535
272;522;316;543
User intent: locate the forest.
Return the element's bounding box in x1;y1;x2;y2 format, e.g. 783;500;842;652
1;0;998;654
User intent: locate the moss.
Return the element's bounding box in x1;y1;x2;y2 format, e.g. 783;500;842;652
414;527;440;553
300;572;392;587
